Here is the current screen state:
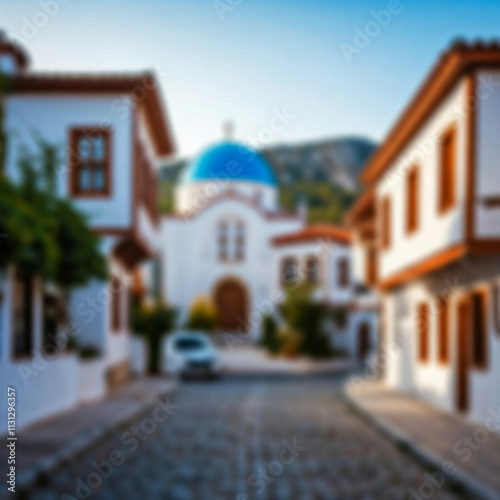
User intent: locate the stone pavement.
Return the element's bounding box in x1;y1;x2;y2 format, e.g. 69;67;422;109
25;375;465;500
345;379;500;500
2;377;177;491
218;343;353;375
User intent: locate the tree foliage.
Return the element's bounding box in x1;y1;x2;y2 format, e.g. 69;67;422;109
0;140;107;288
279;281;334;358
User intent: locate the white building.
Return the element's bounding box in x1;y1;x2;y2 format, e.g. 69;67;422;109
0;37;174;430
349;40;500;426
160;142;377;358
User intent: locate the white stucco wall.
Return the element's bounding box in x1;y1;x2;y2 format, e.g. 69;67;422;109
4;94;134;229
475;68;500;238
383;267;500;427
377;79;468;281
161;196;301;338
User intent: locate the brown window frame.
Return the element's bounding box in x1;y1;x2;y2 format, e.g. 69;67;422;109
380;196;391;250
417;302;429;363
69;127;112;197
471;290;488;369
438;125;456;214
437;296;449;364
337;257;349;288
406;165;419;234
366;247;377;286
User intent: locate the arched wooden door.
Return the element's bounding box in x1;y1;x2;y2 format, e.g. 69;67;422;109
214;279;247;331
357;322;371;360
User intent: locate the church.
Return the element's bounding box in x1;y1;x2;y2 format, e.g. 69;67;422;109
158;141;378;355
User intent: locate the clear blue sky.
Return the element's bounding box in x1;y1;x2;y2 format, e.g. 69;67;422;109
1;0;499;157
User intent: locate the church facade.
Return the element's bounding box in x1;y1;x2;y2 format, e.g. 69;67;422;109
159;142;378;356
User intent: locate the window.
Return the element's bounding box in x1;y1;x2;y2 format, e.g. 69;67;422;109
281;257;297;285
218;222;229;262
437;297;449;364
70;128;111;196
305;256;319;284
380;196;391;250
217;219;245;263
338;258;349;287
110;276;124;332
471;290;487;369
439;126;456;213
366;247;377;286
417;302;429;363
235;222;245;262
13;271;33;357
406;166;419;233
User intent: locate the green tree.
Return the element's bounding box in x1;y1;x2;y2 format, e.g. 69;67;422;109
280;281;334;358
131;301;177;374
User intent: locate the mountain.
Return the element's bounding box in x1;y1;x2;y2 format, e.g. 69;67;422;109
159;136;376;223
261;137;376;191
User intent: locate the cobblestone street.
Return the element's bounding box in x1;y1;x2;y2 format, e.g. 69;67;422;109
28;375;466;500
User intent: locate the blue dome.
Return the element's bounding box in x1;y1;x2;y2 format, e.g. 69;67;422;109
181;142;276;186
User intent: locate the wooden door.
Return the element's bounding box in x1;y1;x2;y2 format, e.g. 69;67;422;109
214;280;247;331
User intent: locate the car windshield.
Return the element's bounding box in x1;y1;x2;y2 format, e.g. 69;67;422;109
175;337;206;351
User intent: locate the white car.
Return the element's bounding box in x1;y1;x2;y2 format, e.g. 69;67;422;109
163;331;223;379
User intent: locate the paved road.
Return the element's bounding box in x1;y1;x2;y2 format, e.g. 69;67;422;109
27;375;464;500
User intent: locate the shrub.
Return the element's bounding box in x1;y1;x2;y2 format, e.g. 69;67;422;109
280;281;334;358
259;314;281;354
186;295;218;332
278;326;302;357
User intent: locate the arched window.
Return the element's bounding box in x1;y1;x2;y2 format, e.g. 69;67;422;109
217;219;245;263
305;256;320;284
235;221;245;262
281;257;297;285
218;221;229;262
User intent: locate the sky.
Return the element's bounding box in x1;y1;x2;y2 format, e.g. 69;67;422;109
1;0;499;158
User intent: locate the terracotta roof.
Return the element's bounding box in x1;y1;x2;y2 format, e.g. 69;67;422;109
272;224;351;246
360;40;500;185
9;72;175;156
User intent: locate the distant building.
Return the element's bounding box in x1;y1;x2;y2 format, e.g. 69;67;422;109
0;36;174;430
349;41;500;426
159;142;377;358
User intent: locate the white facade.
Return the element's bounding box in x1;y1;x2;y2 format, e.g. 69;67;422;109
0;40;173;430
161;193;303;339
271;236;378;360
350;43;500;427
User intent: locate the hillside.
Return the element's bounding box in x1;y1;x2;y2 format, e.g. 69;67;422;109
159;137;376;223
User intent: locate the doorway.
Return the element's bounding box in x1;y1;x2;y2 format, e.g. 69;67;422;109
357;322;371;360
213;278;248;331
